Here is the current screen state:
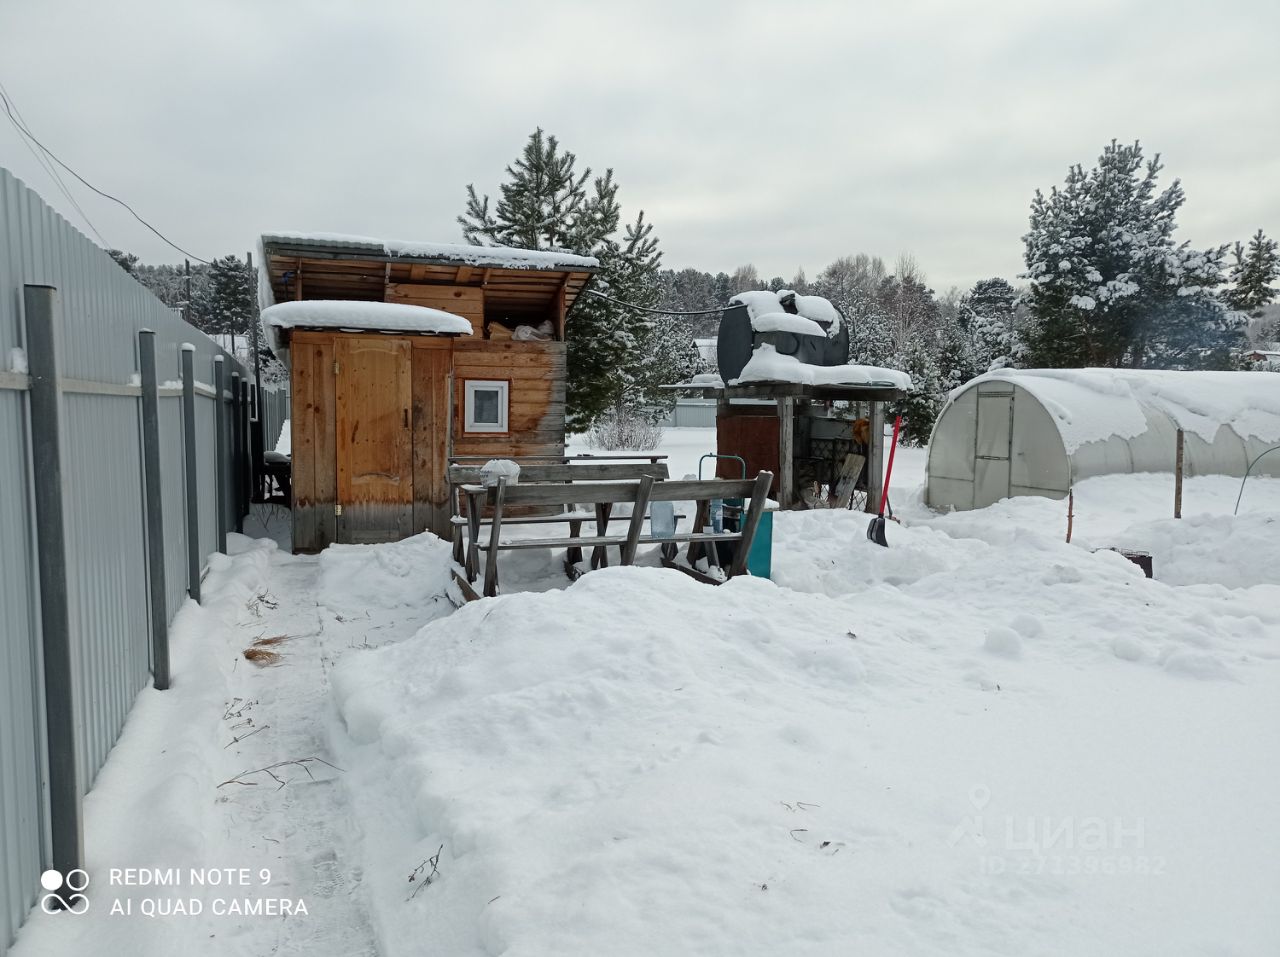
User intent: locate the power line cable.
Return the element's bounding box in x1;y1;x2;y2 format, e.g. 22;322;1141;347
0;82;209;263
0;79;110;247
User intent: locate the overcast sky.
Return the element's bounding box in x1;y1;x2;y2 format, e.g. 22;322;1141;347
2;0;1277;292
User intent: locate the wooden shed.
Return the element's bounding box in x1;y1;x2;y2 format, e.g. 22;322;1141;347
258;232;597;551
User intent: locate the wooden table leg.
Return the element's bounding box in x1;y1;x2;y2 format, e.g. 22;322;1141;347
591;502;612;570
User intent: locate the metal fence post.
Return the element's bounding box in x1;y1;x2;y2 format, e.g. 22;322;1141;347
181;345;201;602
231;371;243;533
213;356;227;553
138;330;170;689
240;377;252;524
24;284;84;900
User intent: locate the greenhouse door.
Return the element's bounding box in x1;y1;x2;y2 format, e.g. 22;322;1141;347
974;386;1013;508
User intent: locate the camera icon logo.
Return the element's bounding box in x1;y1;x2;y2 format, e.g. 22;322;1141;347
39;869;90;915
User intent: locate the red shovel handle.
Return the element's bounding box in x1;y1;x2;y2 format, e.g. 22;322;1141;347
879;416;902;516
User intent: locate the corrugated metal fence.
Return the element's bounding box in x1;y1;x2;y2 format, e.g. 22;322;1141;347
656;397;718;429
0;168;284;953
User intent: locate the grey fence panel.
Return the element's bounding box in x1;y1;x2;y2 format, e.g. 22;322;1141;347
0;167;285;954
195;395;217;560
159;395;189;622
0;391;43;957
658;398;718;429
61;392;151;788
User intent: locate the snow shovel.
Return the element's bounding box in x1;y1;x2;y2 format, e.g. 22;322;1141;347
866;415;902;547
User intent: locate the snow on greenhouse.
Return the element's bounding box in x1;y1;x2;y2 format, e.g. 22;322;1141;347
925;368;1280;511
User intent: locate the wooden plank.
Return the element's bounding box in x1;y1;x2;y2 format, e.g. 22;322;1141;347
660;558;728;586
729;472;773;577
621;475;655;564
335;335;412;543
413;341;453;537
446;462;669;484
469;477;763;507
833;453;867;509
482;530;747;550
483;477;507;597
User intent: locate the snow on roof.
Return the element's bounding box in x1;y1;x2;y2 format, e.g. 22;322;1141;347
972;368;1280;451
260;299;472;355
732;344;913;390
750;312;826;337
260;231;599;271
729;290;843;337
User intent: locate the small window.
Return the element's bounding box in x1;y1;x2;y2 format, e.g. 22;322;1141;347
464;379;509;433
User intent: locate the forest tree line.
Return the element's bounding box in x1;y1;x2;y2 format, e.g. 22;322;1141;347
110;134;1278;444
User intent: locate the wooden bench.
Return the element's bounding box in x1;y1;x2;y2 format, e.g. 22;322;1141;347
456;471;774;599
447;460;672;565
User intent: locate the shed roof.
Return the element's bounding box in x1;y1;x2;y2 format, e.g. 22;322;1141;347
259;231;598;321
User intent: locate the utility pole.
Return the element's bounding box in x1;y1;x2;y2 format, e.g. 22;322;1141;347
183;258;192;323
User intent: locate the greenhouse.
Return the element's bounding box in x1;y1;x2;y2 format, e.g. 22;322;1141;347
925;369;1280;511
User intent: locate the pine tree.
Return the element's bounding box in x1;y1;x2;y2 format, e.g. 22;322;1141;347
206;255;255;336
108;249;140;275
1021;140;1233;369
1224;229;1280;321
460;130;677;426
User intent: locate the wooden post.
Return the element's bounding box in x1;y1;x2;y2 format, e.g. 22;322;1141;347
777;396;795;508
620;475;655;565
730;471;774;577
1174;429;1184;519
483;476;507;597
865;400;885;515
213;356;228;552
1066;490;1074;543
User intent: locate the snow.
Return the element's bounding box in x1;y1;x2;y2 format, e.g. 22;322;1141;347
686;372;725;387
730;290;842;337
734;343;913;389
261;231;599;270
260;299;472;355
778;289;843;334
967;367;1280;451
750;311;826;337
273;418;291;456
479;459;521;485
12;430;1280;957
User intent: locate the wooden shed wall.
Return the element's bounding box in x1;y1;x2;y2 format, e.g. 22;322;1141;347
290;332;338;551
452;340;567;459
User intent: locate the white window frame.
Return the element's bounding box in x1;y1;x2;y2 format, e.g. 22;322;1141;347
463;379;509;433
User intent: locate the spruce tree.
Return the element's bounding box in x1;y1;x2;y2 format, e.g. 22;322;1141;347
960;277;1018;370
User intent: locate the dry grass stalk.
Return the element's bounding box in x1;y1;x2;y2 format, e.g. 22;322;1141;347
243;647;283;666
252;634;294;647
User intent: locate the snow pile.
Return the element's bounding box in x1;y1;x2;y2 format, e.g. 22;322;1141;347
1118;511;1280;588
970;368;1280;451
729;290;842;338
261;231;599;271
734;343;913;389
332;554;1280;956
317;532;456;619
750;312;826;337
261;299;472;356
480;459;521;486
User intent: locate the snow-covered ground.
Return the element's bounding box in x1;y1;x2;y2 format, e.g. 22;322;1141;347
13;428;1280;956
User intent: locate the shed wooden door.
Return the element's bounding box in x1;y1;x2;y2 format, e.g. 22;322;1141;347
335;336;413;543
